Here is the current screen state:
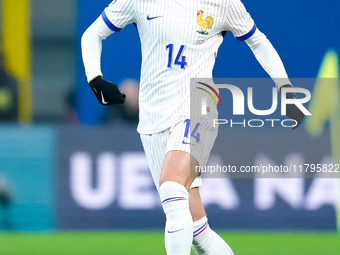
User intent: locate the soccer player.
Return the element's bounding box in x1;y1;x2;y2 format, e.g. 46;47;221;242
81;0;304;254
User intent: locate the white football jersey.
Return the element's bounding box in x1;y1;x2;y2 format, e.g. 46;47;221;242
99;0;255;134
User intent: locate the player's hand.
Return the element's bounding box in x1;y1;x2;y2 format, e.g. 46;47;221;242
280;84;304;130
89;76;126;105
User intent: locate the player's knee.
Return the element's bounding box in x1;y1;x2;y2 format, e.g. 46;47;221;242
159;172;193;191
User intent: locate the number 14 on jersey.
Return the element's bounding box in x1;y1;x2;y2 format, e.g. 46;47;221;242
166;44;187;69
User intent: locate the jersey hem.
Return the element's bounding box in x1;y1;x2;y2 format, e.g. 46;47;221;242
137;123;171;135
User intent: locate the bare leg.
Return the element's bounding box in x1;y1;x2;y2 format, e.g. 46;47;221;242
159;150;198;189
189;187;206;222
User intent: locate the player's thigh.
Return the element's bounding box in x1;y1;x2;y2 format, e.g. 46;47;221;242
160;150;199;190
167;116;218;168
160;117;218;189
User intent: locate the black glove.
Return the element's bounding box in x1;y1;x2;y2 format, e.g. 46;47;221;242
89;76;126;105
280;84;304;130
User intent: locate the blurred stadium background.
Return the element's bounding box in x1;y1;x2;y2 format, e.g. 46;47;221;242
0;0;340;254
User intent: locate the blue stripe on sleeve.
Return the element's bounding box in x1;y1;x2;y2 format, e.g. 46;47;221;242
236;23;257;41
101;11;122;32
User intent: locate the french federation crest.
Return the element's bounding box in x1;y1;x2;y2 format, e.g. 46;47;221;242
196;10;214;35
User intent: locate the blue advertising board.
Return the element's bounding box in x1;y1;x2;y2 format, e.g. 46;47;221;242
0;125;336;231
56;125;337;231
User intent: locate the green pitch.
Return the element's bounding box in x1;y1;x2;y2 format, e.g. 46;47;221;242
0;231;339;255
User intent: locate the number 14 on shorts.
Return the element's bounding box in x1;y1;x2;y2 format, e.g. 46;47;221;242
182;119;200;145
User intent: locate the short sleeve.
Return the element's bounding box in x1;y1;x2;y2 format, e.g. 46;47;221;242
101;0;135;32
225;0;256;41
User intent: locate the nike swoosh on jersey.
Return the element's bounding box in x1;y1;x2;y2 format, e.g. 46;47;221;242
167;228;184;234
182;140;194;145
101;91;108;104
147;15;163;21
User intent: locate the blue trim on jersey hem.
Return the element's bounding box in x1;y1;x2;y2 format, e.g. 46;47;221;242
101;11;122;32
236;23;257;41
